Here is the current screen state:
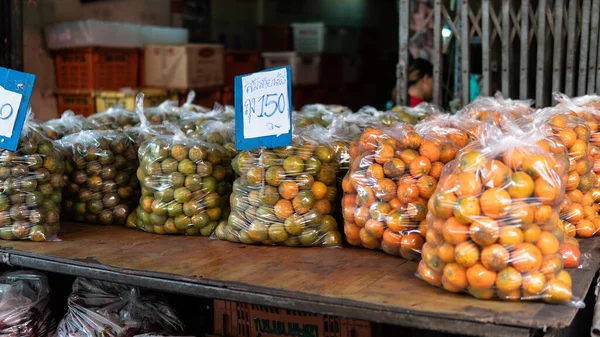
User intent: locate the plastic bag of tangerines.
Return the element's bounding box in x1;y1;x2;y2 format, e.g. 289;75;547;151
341;116;470;258
418;122;582;306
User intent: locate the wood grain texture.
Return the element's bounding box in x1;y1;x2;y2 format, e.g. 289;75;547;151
0;223;599;335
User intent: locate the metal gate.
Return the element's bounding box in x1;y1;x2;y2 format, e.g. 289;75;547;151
397;0;600;108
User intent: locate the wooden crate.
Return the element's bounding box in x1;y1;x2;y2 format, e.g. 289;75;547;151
213;300;374;337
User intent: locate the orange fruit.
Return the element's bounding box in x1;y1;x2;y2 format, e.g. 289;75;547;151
419;140;441;162
409;156;432;178
314;199;331;215
359;127;384;151
367;164;385;180
455;172;482;197
466;285;495;299
383;158;406;178
375;144;394;164
556;270;572;288
418;219;427;238
382;229;402;249
430;161;444;180
399;149;419;166
499;226;524;246
523;225;542;244
506;201;535;227
454;241;479;268
481;243;510;271
274;199;294;219
357;186;376;207
386;210;410;232
365;219;385;238
422;242;446;273
442;217;470;245
549;115;567;130
439;143;458;164
593;217;600;233
570;139;588;159
389;197;402;210
354;207;370;227
430;192;457;219
576;219;595;237
535;204;554;224
401;131;423;149
453;196;481;224
418;260;443;287
279;181;299;200
563;222;577;237
508;172;534;199
560;243;580;269
565;203;584;223
480;188;511;219
438;173;458;192
344;222;361;241
400;233;424;259
417;175;437;199
502;148;531;170
373;178;397;201
437;241;456;263
458;151;487;172
522;271;546;296
536;231;560;255
466;263;496;289
341;174;356;194
469;217;500;246
311;181;328;200
396;182;419;204
557;128;577;148
442;263;468;292
567;189;584;204
359;227;380;249
482;160;510;188
575;158;591;175
566;171;580;191
448;130;469;148
511;243;543;273
495;266;523;293
574;125;590;141
543;279;573;304
534;177;560;205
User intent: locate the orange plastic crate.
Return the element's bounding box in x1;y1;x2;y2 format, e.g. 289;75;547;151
56;90;96;117
225;51;259;86
222;86;234;106
55;47;139;90
213;300;374;337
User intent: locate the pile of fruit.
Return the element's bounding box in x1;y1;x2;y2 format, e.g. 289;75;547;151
59;131;139;225
0;121;64;241
216;130;342;246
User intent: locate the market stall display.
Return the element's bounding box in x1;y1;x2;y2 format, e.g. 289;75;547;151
87;106;139;130
419;124;578;304
59;130;139;225
216;127;342;246
0;115;64;241
43;110;90;140
0;271;55;337
144;100;180;125
56;278;184;337
127;125;233;235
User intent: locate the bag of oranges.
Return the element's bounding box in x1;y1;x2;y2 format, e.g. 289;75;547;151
419;124;581;305
342;118;469;258
128;124;233;236
215;127;342;247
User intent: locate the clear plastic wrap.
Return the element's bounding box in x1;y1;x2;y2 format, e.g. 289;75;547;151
144;100;180;125
0;271;55;337
0;115;65;241
342;119;469;257
87;106;139;131
58;130;139;225
215;127;343;247
56;278;184;337
127;124;233;235
43;110;91;140
126;93;174;154
419;124;580;305
392;102;443;124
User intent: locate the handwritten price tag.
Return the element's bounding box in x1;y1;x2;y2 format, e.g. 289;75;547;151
235;66;292;150
0;67;36;151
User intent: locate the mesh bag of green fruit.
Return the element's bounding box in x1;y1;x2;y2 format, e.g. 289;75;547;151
87;106;139;131
43;110;91;140
58;130;139;225
127;124;233;235
214;127;343;247
0;112;65;241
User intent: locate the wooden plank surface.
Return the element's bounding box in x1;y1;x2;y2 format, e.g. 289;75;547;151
0;223;599;336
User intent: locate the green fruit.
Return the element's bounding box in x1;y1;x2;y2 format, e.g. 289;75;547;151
296;174;314;190
239;230;254;244
259;186;280;206
98;210;114;226
284;215;304;235
196;161;213;177
319;215;338;233
74;202;86;214
167;202;183;217
284;236;300;247
0;195;8;211
192;212;209;228
169;172;185;188
268;223;288;242
185;174;203;191
261;152;279;168
305;158;322;174
203;176;217;193
183;201;201;216
171;145;189;161
155;188;174;202
87;200;104;215
200;221;218;236
248;220;268;242
151;199;168;215
265;166;285;186
178;159;196;175
174;187;192;203
204;192;220;208
103;193;120;209
215;222;226;239
298;229;319;246
283;156;304;174
174;214;191;230
149;212;167;226
322;231;342;247
314;146;334;163
161;158;178;174
189;146;207;162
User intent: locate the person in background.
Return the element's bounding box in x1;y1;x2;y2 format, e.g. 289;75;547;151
387;58;434;109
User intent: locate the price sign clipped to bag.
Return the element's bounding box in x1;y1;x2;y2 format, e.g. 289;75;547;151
0;67;36;151
234;66;292;150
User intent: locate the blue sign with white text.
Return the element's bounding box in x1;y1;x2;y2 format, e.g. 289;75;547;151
0;67;36;151
234;66;293;151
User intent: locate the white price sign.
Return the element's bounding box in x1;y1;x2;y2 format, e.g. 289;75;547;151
0;85;22;138
0;67;36;151
235;66;292;150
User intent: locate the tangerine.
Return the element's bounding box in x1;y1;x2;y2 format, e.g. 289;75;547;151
409;156;432;177
481;243;510;271
383;158;406;178
397;182;420;204
499;226;524;246
480;188;512;219
401;131;423;149
469;217;500;246
418;260;443;287
511;242;543;273
375;144;395;164
508;172;535;199
495;266;523;293
576;219;595;237
417;175;437;199
442;263;468;292
442;217;470;245
536;231;560;255
455;172;482;197
482;160;510;188
454;241;480;268
543;279;572;304
454;196;481;224
522;271;546;296
466;263;496;289
430;161;444;180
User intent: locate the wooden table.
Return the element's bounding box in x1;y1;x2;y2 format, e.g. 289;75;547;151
0;222;599;337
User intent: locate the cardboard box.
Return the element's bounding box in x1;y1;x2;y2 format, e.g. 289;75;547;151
144;44;224;89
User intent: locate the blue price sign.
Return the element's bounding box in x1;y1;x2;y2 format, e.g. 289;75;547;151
0;67;36;151
234;66;292;151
